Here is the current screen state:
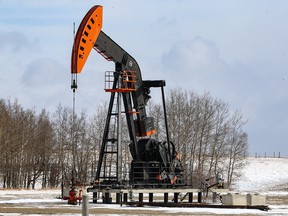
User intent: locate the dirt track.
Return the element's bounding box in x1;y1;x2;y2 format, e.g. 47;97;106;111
0;205;263;216
0;203;220;215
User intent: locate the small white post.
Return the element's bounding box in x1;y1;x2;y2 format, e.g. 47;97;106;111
82;195;89;216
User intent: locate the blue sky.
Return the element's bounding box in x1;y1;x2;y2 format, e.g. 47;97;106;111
1;0;288;156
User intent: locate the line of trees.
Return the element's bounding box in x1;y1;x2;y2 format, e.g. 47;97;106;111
0;88;248;189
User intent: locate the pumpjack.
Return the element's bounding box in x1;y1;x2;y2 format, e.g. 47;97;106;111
70;5;184;190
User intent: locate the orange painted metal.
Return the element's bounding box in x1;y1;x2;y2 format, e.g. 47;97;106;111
144;129;157;136
71;5;103;74
136;129;157;137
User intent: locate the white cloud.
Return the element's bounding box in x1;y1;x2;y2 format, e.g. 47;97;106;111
22;58;67;87
18;59;70;112
163;37;218;69
0;31;32;52
161;36;229;91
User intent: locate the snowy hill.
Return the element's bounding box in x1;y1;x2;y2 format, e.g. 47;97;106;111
233;157;288;193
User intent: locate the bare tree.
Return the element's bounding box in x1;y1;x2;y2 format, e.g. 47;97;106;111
225;110;248;187
51;105;72;187
88;104;107;182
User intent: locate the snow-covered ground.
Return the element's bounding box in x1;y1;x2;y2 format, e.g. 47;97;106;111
0;157;288;215
233;157;288;193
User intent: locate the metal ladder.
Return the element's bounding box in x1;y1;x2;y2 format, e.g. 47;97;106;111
95;70;136;184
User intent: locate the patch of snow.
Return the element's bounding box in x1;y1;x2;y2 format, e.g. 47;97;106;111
0;198;62;204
